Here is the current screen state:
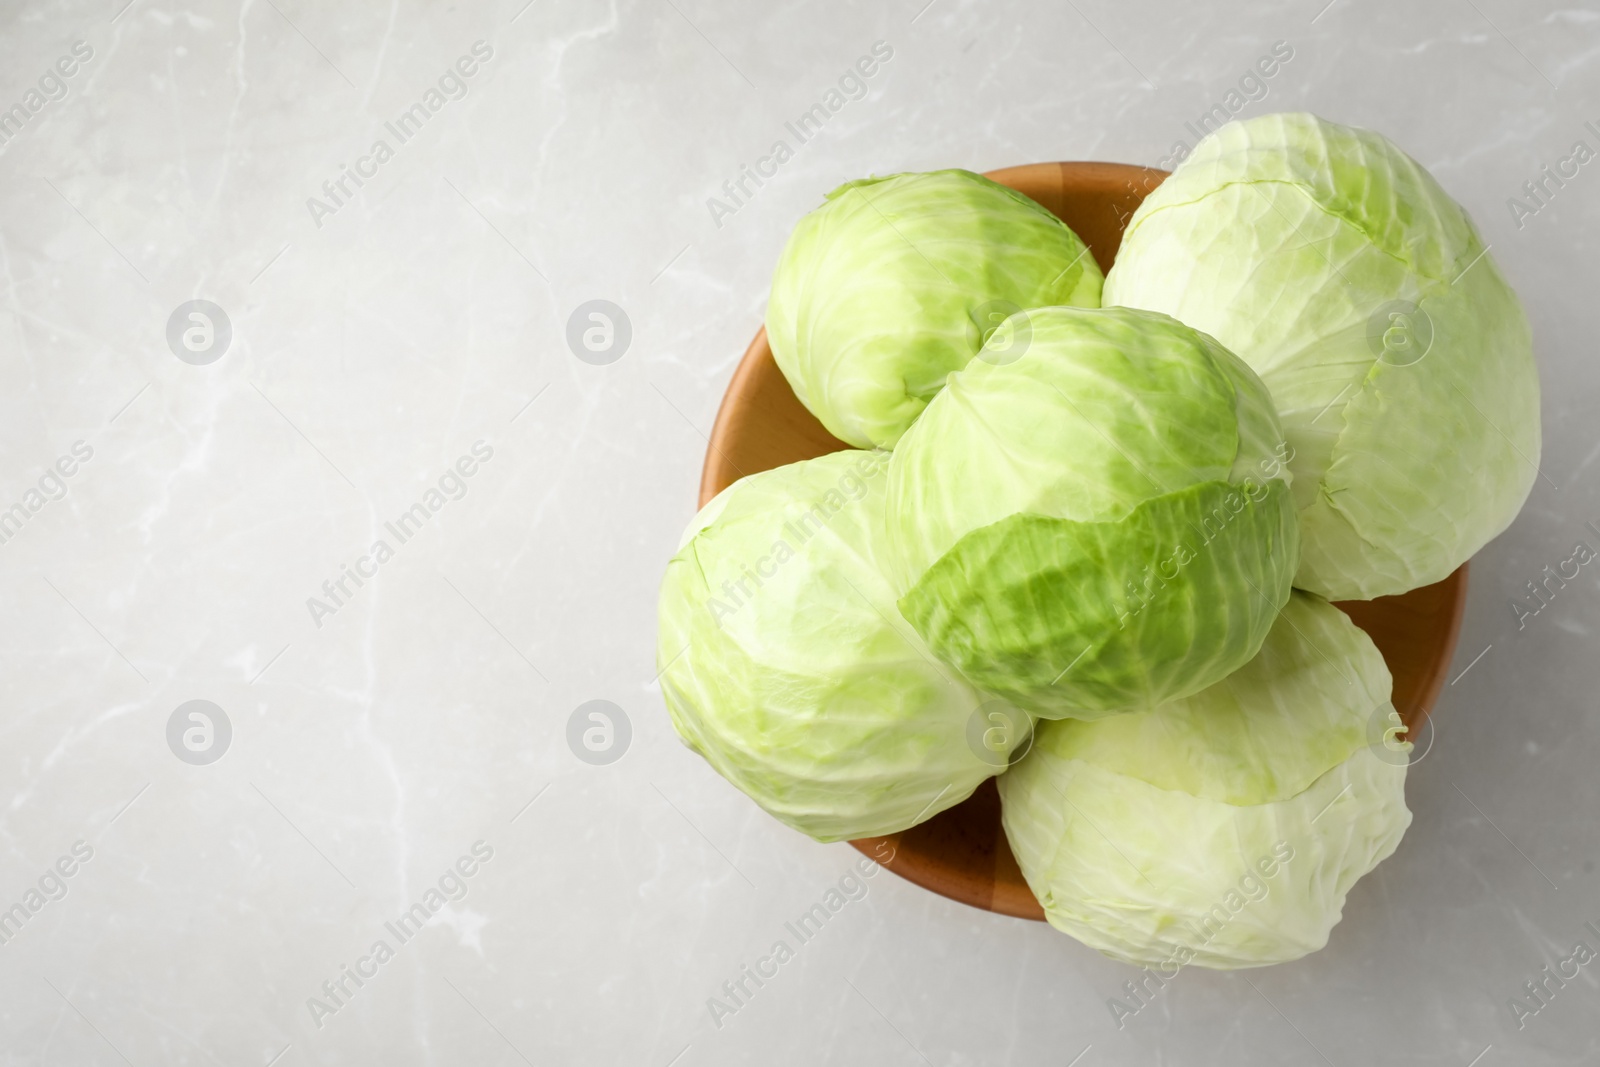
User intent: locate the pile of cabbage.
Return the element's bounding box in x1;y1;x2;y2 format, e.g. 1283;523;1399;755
657;113;1539;969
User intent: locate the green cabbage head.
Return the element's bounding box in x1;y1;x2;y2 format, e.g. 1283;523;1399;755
657;450;1030;843
1105;112;1541;599
885;305;1298;720
767;169;1103;450
999;591;1412;969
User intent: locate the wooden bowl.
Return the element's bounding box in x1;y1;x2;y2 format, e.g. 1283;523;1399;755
697;162;1469;921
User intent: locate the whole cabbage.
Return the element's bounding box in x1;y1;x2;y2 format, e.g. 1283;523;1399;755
999;591;1412;969
1105;112;1540;599
885;305;1298;720
767;169;1103;450
657;450;1030;842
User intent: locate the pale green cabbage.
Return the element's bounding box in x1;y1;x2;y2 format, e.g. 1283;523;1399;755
657;450;1030;843
1105;112;1540;599
999;592;1412;969
767;169;1103;450
884;305;1298;720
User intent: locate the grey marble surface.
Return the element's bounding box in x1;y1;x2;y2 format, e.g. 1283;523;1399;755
0;0;1596;1064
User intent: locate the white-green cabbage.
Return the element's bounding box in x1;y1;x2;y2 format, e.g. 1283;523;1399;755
657;450;1030;843
1105;112;1540;599
884;305;1298;720
767;169;1103;450
999;592;1412;969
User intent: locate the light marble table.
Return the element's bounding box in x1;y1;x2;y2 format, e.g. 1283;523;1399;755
0;1;1596;1064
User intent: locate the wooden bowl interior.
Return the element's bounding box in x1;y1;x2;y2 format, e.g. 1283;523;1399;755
698;162;1468;921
